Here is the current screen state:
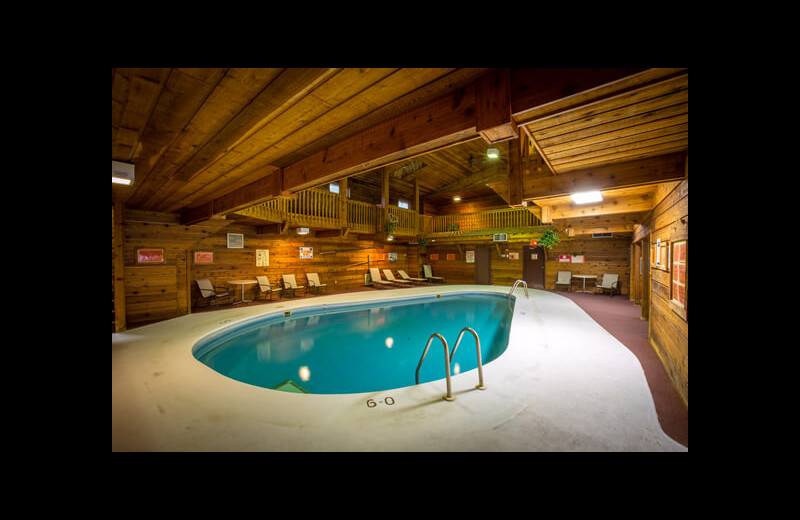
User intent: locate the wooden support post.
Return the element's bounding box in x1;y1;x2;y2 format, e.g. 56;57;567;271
508;137;523;206
113;199;126;332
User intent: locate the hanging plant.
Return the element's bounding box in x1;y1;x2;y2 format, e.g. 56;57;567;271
417;237;428;248
538;228;560;250
384;220;397;234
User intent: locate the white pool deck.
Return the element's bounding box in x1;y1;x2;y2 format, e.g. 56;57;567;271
111;285;686;452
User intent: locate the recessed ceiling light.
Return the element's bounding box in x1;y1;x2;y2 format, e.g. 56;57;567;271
452;196;462;202
570;191;603;204
487;148;500;159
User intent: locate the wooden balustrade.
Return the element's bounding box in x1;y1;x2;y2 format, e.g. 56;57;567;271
430;207;540;235
237;189;539;238
346;199;379;234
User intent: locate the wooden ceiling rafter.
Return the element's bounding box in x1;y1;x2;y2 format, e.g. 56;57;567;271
112;68;687;228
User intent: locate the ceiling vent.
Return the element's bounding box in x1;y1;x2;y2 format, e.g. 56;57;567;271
493;233;508;242
592;232;613;238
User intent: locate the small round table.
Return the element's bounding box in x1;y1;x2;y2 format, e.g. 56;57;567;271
227;279;258;305
572;274;597;294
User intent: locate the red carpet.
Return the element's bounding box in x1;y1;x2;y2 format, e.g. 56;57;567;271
547;289;688;447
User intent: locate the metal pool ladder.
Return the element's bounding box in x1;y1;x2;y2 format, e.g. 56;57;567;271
415;327;486;401
508;279;529;300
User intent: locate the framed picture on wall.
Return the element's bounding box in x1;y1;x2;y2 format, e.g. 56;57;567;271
256;249;269;267
136;248;165;265
227;233;244;249
193;251;214;264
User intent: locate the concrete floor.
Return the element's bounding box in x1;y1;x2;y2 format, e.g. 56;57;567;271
111;285;687;451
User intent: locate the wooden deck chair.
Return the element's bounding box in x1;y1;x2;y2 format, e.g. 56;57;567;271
397;269;429;283
306;272;328;294
422;264;445;283
595;273;620;297
282;274;306;297
382;269;412;284
255;275;282;300
194;278;231;308
555;271;572;291
369;268;397;288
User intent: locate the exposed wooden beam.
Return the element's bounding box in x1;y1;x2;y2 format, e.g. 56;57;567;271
521;125;556;176
282;84;479;193
522;152;686;200
476;68;518;144
182;68;658;224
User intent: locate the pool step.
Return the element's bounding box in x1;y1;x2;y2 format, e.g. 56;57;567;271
271;380;310;393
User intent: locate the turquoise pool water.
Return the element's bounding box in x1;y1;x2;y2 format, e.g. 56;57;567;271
193;292;515;394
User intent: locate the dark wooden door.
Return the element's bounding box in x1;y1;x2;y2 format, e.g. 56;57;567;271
475;246;491;284
522;245;545;288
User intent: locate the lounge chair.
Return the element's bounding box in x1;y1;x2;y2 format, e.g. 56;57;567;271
595;273;620;297
369;268;398;288
282;274;306;297
194;278;232;308
306;272;328;294
397;269;429;283
555;271;572;292
255;275;282;300
422;264;445;283
382;269;412;284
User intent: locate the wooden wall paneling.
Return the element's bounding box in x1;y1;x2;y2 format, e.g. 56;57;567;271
641;178;688;406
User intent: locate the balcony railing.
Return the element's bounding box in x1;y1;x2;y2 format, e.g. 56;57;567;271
429;207;540;236
237;190;540;238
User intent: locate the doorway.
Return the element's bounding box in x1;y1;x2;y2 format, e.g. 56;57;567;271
475;246;491;284
522;245;545;288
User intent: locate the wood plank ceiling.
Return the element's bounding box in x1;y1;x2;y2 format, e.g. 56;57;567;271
112;67;687;234
112;68;489;213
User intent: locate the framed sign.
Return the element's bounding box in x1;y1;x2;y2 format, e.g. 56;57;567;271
193;251;214;264
300;247;313;259
466;250;475;263
430;253;439;260
227;233;244;249
558;254;571;263
446;253;455;260
388;252;398;263
256;249;269;267
136;248;165;265
508;252;519;260
572;255;584;263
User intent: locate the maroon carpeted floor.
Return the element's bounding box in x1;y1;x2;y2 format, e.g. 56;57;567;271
547;289;688;448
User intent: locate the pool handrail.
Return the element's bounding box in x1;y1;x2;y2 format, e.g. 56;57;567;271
508;279;529;300
449;327;486;391
415;333;455;401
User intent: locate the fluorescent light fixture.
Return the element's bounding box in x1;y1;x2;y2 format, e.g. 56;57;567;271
486;148;500;159
112;160;135;185
570;191;603;204
452;196;462;202
297;227;309;235
387;235;394;241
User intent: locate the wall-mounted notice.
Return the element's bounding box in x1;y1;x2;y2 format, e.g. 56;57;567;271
572;255;584;263
446;253;455;260
388;252;398;263
430;253;439;260
300;247;313;259
558;254;571;263
256;249;269;266
465;250;475;263
508;252;519;260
